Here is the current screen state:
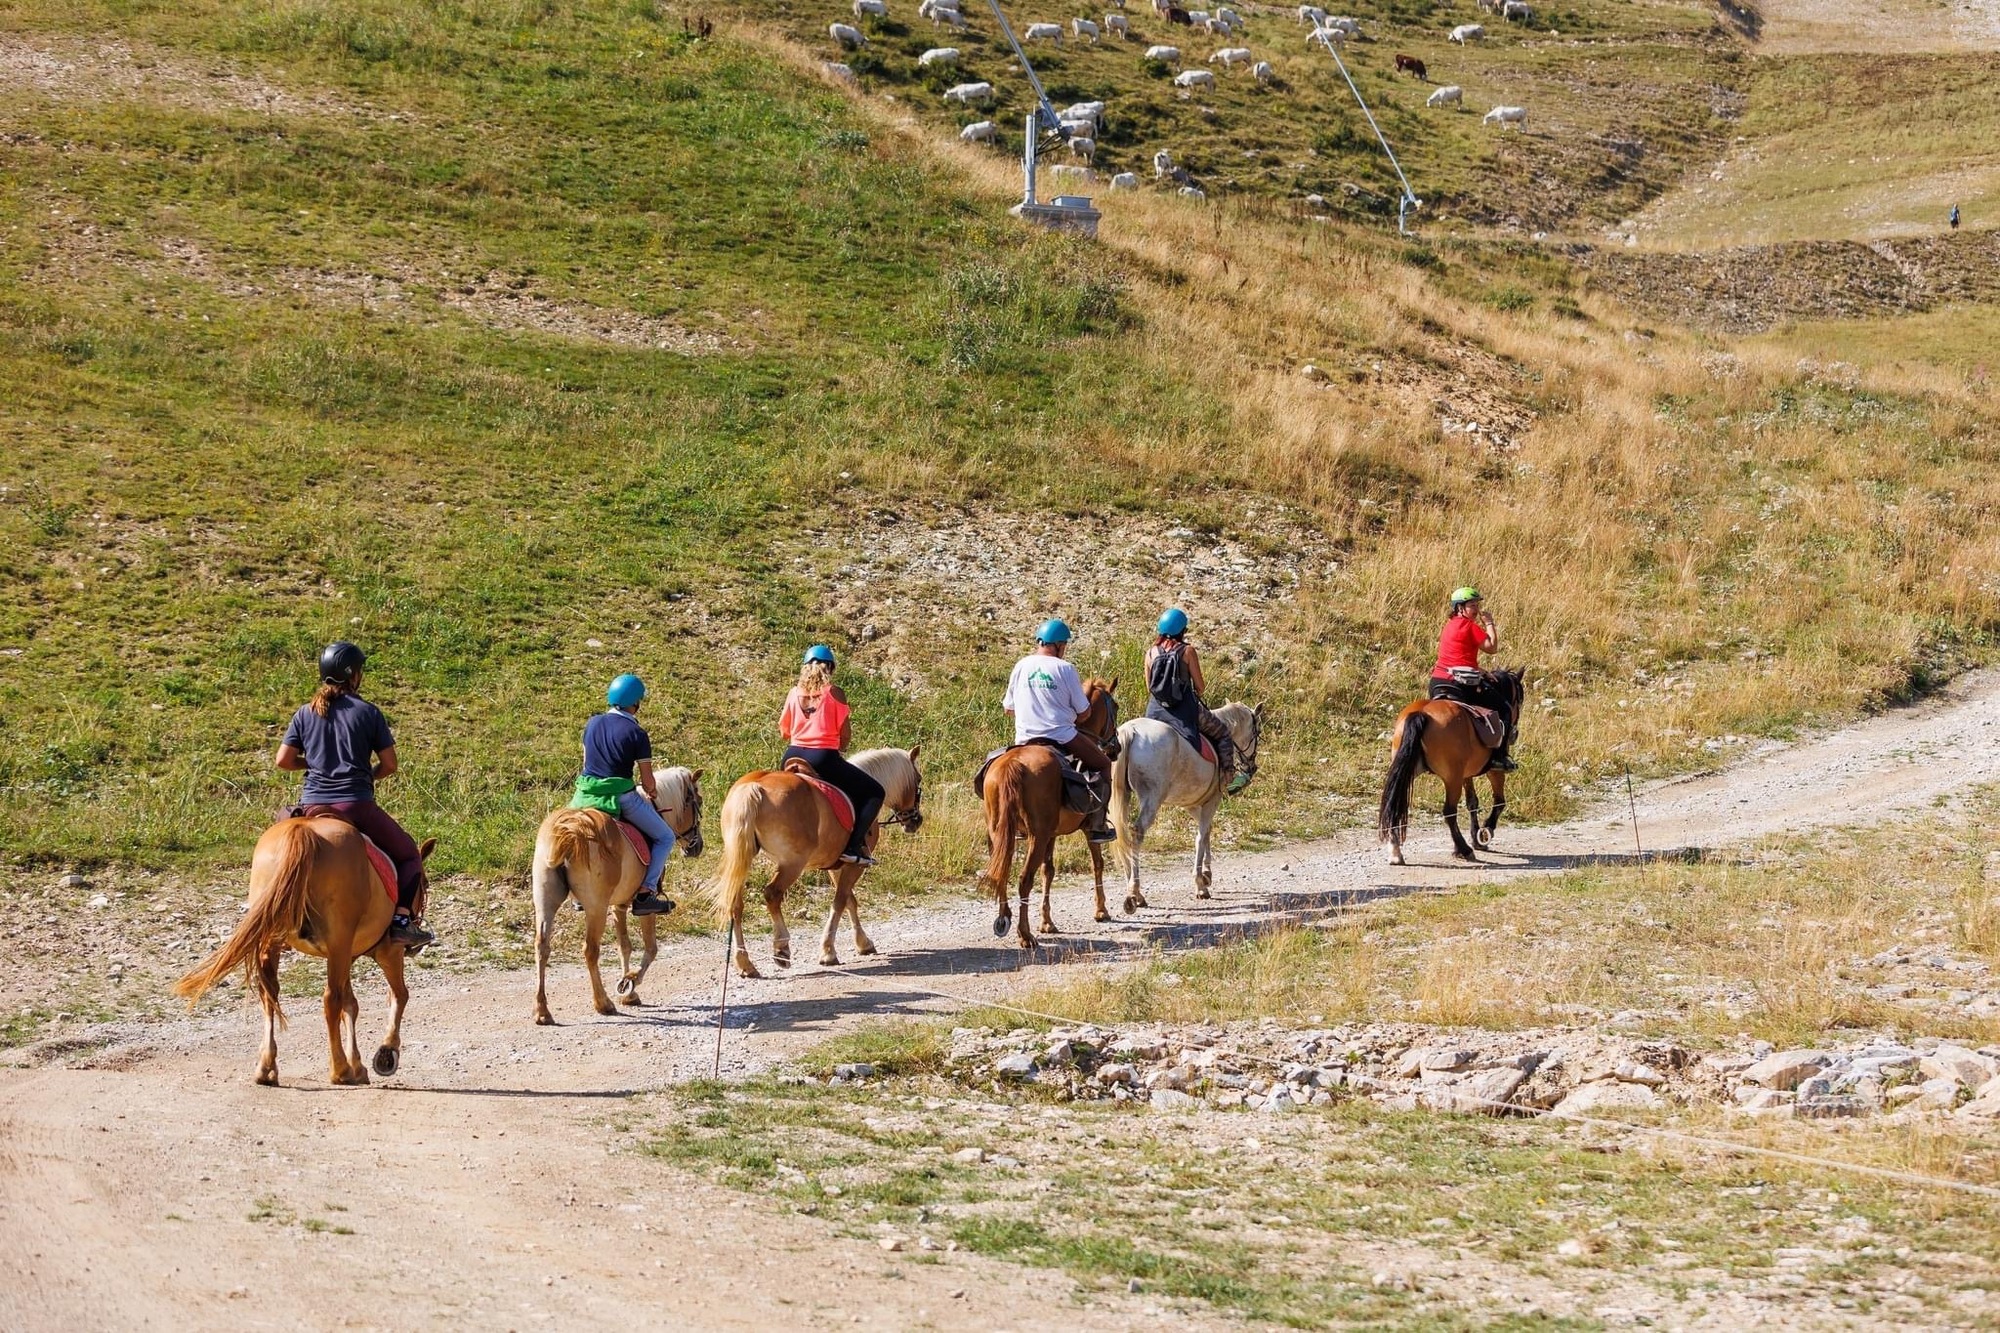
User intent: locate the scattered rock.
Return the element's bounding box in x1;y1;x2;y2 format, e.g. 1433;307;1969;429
1741;1049;1831;1091
1150;1089;1198;1113
833;1063;877;1081
951;1146;986;1164
1920;1044;2000;1089
1552;1080;1663;1116
994;1052;1037;1079
880;1236;905;1252
60;873;89;889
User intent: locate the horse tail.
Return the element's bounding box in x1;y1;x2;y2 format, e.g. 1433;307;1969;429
708;783;765;928
1378;711;1430;845
976;760;1024;901
174;821;319;1004
546;807;602;873
1109;740;1136;872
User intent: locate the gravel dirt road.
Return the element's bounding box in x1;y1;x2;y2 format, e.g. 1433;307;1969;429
5;670;1998;1330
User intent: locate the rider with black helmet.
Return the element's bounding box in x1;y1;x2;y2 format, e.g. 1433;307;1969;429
275;643;433;946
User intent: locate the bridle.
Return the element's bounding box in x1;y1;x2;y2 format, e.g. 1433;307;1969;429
879;758;924;831
1083;687;1122;761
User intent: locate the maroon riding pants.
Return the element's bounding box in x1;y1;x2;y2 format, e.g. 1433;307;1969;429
301;800;422;909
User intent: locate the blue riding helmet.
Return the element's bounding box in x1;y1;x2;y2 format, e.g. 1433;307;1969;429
606;673;646;709
802;644;836;666
1036;618;1073;644
1157;607;1189;638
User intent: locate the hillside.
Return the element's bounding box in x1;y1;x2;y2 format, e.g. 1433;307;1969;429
2;0;1998;890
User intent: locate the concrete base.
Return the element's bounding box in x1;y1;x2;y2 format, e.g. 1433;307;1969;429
1010;198;1101;237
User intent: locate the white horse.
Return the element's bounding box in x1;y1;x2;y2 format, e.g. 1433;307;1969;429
1109;702;1261;911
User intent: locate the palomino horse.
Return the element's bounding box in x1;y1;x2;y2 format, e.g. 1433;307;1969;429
1110;700;1262;912
711;747;924;979
174;817;434;1086
977;679;1121;948
530;767;704;1025
1378;668;1525;864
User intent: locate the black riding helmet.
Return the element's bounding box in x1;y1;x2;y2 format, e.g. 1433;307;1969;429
319;640;366;686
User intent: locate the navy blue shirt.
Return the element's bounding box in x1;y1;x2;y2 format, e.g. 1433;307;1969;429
282;694;394;804
582;710;652;780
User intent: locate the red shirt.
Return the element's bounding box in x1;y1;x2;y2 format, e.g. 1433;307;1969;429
780;687;849;750
1432;616;1489;679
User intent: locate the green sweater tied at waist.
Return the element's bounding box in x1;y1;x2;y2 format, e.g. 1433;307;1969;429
571;773;636;816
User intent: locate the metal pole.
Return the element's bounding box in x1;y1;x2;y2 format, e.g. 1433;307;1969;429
1023;111;1038;204
1624;766;1642;856
711;919;734;1078
1309;29;1421;233
981;0;1062;132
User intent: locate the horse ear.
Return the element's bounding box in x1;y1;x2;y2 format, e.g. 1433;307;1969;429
691;768;704;783
1109;677;1120;695
418;837;437;861
1253;703;1264;719
908;742;922;761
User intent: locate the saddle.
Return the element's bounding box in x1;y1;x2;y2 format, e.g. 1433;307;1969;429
781;759;856;833
280;805;398;904
972;741;1103;813
613;818;653;867
1458;703;1506;750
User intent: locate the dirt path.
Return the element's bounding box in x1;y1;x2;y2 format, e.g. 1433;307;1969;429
5;670;1999;1330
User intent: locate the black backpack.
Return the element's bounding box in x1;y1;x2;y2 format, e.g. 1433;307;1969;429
1147;644;1190;707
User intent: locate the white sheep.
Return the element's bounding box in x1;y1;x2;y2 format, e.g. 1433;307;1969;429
1153;148;1175;176
943;80;995;104
933;6;967;25
960;119;999;142
1144;43;1182;63
1180;184;1207;199
1502;0;1531;18
1073;17;1100;41
1024;21;1064;42
1484;104;1528;128
1068;136;1097;162
1109;171;1139;190
1217;6;1242;27
1426;84;1462;107
1209;46;1253;67
1297;4;1326;25
1450;22;1484;41
1173;68;1216;87
1252;59;1274;82
1060;117;1096;140
1049;163;1095;185
829;22;867;48
1204;16;1232;35
854;0;888;15
823;61;859;85
1105;12;1130;36
1309;23;1346;47
918;46;960;66
1064;99;1106;123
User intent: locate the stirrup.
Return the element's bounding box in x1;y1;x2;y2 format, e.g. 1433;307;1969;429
839;850;878;867
1224;772;1251;795
1489;753;1518;773
628;892;676;917
389;916;434;948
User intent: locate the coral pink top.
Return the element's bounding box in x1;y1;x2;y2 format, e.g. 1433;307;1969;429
779;687;849;750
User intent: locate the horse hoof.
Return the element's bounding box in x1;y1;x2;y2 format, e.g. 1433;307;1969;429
372;1046;400;1077
618;991;642;1006
1453;851;1479;864
856;941;877;956
1474;827;1494;849
615;976;636;997
992;914;1011;938
255;1069;279;1087
595;999;618;1016
820;951;840;967
735;959;763;980
1195;888;1211;900
773;953;792;970
1095;911;1112;923
534;1010;555;1026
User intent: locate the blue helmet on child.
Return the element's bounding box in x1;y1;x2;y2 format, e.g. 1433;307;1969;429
606;673;646;709
802;644;836;666
1035;618;1072;644
1157;608;1189;638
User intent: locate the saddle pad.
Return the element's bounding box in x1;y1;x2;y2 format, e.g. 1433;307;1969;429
1195;735;1216;766
358;837;399;905
1458;702;1506;750
614;818;651;868
793;772;856;833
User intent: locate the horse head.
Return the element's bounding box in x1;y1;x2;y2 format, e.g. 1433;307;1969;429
1220;701;1263;781
1493;668;1526;718
1083;677;1122;760
657;766;705;857
858;745;924;833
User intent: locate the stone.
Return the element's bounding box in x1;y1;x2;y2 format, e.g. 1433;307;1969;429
1555;1238;1588;1258
1112;1036;1165;1060
880;1236;905;1252
1920;1044;2000;1089
1796;1076;1835;1100
1741;1049;1831;1091
951;1147;986;1164
1613;1061;1668;1087
1150;1089;1198;1113
1796;1096;1868;1119
1915;1077;1963;1111
1736;1089;1792;1112
1260;1090;1296;1114
86;894;109;909
1422;1048;1478;1073
994;1052;1037;1079
1144;1065;1194;1092
1043;1038;1076;1065
1094;1062;1137;1087
1954;1077;2000;1120
833;1063;877;1080
60;873;89;889
1552;1080;1663;1116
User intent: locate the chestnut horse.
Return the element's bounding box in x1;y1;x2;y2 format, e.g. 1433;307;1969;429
174;817;434;1086
1378;668;1524;864
711;747;924;979
977;678;1121;949
530;767;705;1025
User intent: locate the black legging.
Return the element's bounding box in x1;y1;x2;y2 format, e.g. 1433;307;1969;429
782;746;885;854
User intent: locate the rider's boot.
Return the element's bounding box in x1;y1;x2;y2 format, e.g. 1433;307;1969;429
629;886;677;917
388;912;434;949
1488;725;1519;773
838;833;878;868
1083;775;1117;844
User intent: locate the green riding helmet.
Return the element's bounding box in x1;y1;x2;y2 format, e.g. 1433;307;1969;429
1450;586;1482;608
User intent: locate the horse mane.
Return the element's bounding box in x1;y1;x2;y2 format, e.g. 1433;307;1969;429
655;764;697;810
851;748;916;807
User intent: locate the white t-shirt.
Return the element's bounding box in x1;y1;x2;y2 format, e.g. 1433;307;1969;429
1003;653;1090;743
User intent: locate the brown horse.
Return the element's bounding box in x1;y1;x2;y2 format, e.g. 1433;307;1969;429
977;678;1121;949
174;817;434;1086
530;767;705;1025
1378;669;1523;864
710;747;924;979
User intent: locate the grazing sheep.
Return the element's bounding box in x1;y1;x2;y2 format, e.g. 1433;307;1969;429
1073;17;1100;40
829;22;867;48
1394;53;1427;79
1024;20;1064;41
1204;17;1231;35
960;119;1000;142
1298;3;1326;25
918;0;959;14
1110;171;1139;189
1144;43;1183;63
1153;148;1175;176
1502;0;1531;18
854;0;888;15
1308;23;1346;46
1187;8;1210;20
918;46;961;65
934;7;967;26
943;80;996;104
1105;12;1130;36
1217;6;1242;27
1180;184;1207;199
1173;67;1216;87
1152;0;1170;14
1049;163;1095;185
823;61;859;84
1209;46;1253;67
1426;84;1462;107
1252;59;1274;82
1325;15;1359;33
1483;103;1527;128
1068;136;1097;162
1450;22;1484;41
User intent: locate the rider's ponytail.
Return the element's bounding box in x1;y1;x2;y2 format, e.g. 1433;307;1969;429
796;660;833;702
308;680;349;718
